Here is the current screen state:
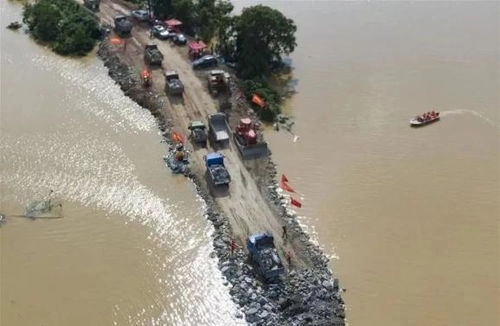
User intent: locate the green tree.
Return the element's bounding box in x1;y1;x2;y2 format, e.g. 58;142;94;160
195;0;233;43
23;0;100;56
233;5;296;79
23;1;61;42
151;0;174;19
172;0;195;31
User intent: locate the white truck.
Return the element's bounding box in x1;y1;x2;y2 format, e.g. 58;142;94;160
208;113;230;146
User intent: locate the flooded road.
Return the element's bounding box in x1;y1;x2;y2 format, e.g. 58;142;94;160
235;1;498;325
0;2;243;325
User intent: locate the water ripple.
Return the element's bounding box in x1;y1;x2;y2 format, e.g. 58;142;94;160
31;54;156;134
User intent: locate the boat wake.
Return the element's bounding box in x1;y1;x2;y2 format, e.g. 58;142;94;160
439;109;497;128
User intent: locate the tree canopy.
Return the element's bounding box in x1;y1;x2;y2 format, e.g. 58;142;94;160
150;0;233;42
23;0;100;56
232;5;297;79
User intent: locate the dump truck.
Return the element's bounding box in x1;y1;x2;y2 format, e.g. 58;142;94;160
144;44;163;66
114;15;132;35
247;233;284;283
207;69;231;96
164;70;184;96
188;120;207;148
205;152;231;186
233;118;269;159
83;0;100;11
208;113;230;146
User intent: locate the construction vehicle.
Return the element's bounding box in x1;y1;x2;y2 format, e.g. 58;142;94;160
205;152;230;186
144;44;163;67
233;118;269;159
208;113;230;147
83;0;100;11
188;120;207;148
164;70;184;96
247;233;284;283
113;15;132;36
207;69;231;96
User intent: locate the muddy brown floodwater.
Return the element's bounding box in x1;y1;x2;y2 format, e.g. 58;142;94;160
0;2;245;325
233;1;499;325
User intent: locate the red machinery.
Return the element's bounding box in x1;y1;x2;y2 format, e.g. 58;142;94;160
235;118;258;145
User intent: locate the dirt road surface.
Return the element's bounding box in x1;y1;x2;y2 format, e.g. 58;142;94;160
88;0;312;268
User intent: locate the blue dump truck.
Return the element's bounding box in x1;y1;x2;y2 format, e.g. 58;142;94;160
247;233;285;283
205;152;230;186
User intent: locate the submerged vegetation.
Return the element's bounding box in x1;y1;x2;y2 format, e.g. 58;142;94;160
22;0;100;56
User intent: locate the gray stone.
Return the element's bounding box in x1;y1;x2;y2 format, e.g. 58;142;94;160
246;308;258;315
259;310;270;319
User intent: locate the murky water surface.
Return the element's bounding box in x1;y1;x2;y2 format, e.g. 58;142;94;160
1;1;498;325
1;2;244;325
234;1;498;325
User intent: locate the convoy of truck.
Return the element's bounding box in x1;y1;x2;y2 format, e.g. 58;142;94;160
109;12;285;283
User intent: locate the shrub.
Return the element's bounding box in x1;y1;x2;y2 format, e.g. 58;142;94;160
241;79;282;122
23;0;100;56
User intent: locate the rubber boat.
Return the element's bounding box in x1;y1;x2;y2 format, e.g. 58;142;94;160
410;111;440;127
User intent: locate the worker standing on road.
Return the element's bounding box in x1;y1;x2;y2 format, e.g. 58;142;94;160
282;225;287;240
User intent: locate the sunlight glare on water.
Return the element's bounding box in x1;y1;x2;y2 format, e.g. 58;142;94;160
1;2;244;325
